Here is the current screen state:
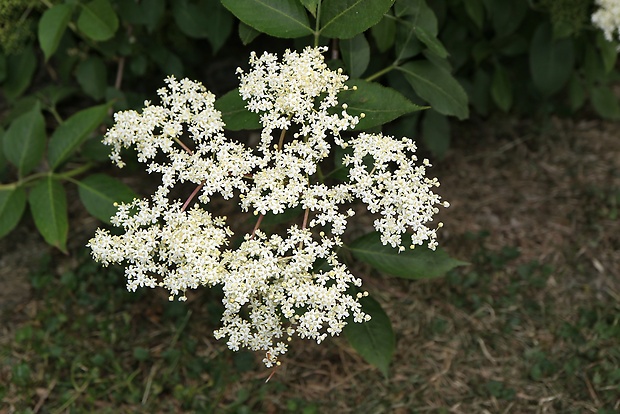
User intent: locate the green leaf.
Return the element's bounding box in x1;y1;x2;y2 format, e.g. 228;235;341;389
78;174;137;223
491;63;512;112
590;86;620;120
413;25;448;58
36;85;78;108
347;231;468;279
3;103;46;177
28;177;68;252
596;32;618;73
395;18;422;62
400;0;447;58
336;79;425;130
421;110;450;158
464;0;485;30
397;61;469;120
370;15;396;52
77;0;119;41
2;46;37;101
38;4;74;61
172;1;210;37
344;296;394;378
48;103;111;170
149;46;184;78
76;56;107;100
117;0;164;32
206;0;233;53
529;22;574;97
215;88;261;131
141;0;165;32
320;0;394;39
483;0;527;38
202;0;233;52
173;0;233;53
221;0;312;38
0;187;27;238
238;22;260;45
299;0;319;17
340;33;370;78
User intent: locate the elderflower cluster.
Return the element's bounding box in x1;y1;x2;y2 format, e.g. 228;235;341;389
88;46;447;367
592;0;620;42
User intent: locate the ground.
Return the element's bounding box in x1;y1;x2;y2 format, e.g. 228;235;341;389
1;116;619;413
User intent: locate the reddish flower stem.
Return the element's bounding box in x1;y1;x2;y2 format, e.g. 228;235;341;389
251;213;265;238
182;180;205;211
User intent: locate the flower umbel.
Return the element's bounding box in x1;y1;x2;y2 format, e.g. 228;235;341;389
88;47;447;367
592;0;620;42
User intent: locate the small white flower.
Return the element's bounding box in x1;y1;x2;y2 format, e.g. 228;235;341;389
592;0;620;42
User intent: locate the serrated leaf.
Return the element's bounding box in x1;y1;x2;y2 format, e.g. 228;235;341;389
397;61;469;120
336;79;425;130
38;4;74;61
340;33;370;78
48;103;111;170
221;0;312;38
77;174;137;223
28;177;68;252
491;63;512;112
0;187;27;238
320;0;394;39
344;296;394;377
77;0;119;41
421;110;450;158
3;46;37;101
215;88;261;131
3;103;46;177
347;231;468;279
76;56;107;100
529;22;574;97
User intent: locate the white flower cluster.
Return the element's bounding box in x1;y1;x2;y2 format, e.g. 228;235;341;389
592;0;620;42
88;47;447;367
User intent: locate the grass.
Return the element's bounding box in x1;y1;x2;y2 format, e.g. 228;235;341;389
1;231;619;413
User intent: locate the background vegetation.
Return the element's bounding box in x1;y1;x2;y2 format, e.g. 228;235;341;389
1;0;619;412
